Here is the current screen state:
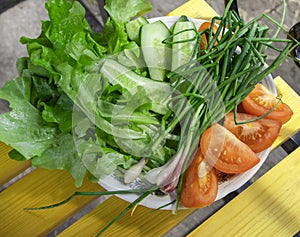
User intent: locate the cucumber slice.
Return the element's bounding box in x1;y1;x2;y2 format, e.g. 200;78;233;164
126;16;149;44
169;15;189;32
140;20;171;81
176;15;189;22
171;21;197;71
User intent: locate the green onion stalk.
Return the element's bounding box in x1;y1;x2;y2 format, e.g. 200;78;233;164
150;0;300;211
24;0;300;235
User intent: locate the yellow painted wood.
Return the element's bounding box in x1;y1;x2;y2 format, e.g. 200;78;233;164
167;0;218;19
272;77;300;149
0;142;31;186
188;147;300;237
0;2;299;237
58;195;193;237
0;168;103;237
56;81;300;237
0;1;216;236
57;1;217;235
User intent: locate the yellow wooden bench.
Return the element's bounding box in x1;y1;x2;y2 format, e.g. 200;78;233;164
188;146;300;237
1;0;300;236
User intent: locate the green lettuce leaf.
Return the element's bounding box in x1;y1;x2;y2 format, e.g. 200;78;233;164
104;0;152;23
99;18;130;54
44;0;91;62
0;0;161;187
32;133;86;187
41;94;73;133
0;76;59;159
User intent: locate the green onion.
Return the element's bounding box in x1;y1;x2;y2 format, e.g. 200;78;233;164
24;0;300;235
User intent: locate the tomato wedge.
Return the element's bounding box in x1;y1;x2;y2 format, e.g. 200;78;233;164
180;148;218;208
198;22;220;50
224;112;282;153
200;123;260;174
242;83;293;124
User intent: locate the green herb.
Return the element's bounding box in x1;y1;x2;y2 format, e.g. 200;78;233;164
0;0;299;236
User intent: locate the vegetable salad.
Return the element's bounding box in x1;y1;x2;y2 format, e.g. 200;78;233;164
0;0;297;213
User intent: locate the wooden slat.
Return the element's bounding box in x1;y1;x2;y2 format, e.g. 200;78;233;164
0;168;103;237
188;146;300;237
0;1;299;237
56;0;218;235
58;196;193;237
167;0;218;19
56;64;300;237
2;77;295;237
0;142;31;186
55;1;217;235
272;77;300;149
0;1;217;236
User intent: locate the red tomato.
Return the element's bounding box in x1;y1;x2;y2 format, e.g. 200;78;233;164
200;123;260;174
224;112;282;153
242;83;293;124
197;22;220;50
180;148;218;208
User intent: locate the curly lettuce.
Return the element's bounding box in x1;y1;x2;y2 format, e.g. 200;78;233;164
0;0;155;187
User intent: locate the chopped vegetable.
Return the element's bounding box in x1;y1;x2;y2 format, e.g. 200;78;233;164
197;21;221;50
0;1;298;230
242;83;294;124
200;123;260;174
140;20;171;81
125;16;149;44
180;148;218;208
0;0;156;187
170;20;198;71
124;158;147;183
0;0;297;235
224;112;282;153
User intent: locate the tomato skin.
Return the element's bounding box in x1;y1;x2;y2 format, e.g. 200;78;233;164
180;148;218;208
200;123;260;174
224;112;282;153
242;83;293;124
198;22;220;50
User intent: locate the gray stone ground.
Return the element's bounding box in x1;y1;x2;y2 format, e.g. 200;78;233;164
0;0;298;236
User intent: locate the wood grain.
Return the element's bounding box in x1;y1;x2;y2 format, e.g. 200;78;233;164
167;0;218;19
188;147;300;237
0;1;299;237
0;169;103;237
0;142;31;186
272;77;300;149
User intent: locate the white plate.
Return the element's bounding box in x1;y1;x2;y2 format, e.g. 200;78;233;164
99;16;276;210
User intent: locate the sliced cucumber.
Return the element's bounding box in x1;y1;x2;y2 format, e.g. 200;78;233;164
171;21;197;72
169;15;189;32
126;16;149;44
140;20;171;81
175;15;189;22
100;58;171;114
